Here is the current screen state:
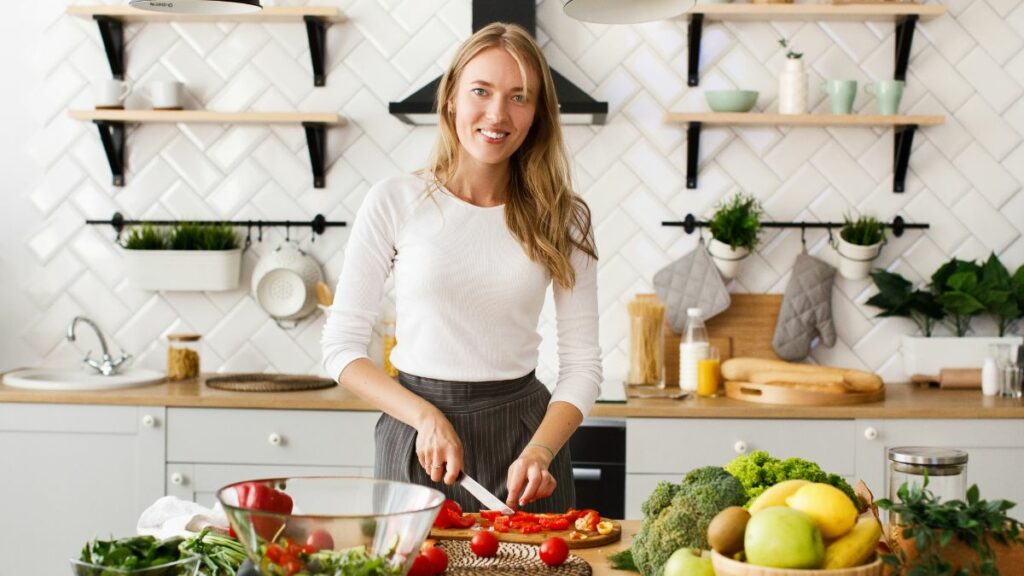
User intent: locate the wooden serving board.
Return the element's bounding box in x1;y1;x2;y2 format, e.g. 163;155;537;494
430;518;621;549
725;381;886;406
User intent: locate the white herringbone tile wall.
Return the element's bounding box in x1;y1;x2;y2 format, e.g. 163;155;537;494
1;0;1022;394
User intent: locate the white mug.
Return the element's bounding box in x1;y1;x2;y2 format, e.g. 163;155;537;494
94;79;131;108
149;80;183;109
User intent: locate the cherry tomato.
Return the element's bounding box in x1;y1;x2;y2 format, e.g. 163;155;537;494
407;553;435;576
264;543;284;563
539;536;569;567
282;556;303;575
470;530;499;557
422;546;449;574
305;528;334;552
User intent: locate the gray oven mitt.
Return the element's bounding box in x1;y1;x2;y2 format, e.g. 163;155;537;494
653;241;731;332
773;253;837;361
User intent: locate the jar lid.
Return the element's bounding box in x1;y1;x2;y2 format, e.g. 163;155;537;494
167;333;201;342
888;446;968;466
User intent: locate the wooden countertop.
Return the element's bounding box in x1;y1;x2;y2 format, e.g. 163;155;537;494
0;373;1021;418
575;520;637;576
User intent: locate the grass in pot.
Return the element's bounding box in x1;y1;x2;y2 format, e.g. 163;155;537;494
121;222;243;292
707;193;763;280
835;214;886;280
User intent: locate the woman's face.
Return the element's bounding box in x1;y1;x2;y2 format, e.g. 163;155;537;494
450;47;539;168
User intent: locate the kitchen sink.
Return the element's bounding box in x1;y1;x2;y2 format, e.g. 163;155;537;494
1;368;165;391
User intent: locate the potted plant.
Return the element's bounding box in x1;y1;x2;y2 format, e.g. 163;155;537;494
121;222;242;291
707;192;763;279
978;253;1024;337
835;214;886;280
777;38;806;115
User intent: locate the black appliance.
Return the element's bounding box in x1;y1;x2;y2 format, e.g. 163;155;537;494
569;418;625;519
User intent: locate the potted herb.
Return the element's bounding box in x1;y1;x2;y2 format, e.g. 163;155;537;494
835;214;886;280
977;253;1024;337
707;193;763;279
877;480;1024;575
777;38;806;114
121;222;242;291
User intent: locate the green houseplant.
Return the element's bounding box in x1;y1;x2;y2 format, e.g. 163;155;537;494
867;269;944;337
707;193;763;279
835;214;886;280
120;223;242;292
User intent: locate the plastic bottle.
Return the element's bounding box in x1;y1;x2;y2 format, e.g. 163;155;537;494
981;357;999;396
679;308;709;392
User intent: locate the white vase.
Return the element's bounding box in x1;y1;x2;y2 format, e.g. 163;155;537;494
778;58;807;115
835;236;883;280
707;238;750;280
123;248;242;291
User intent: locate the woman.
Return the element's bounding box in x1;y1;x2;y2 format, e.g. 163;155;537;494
321;22;601;513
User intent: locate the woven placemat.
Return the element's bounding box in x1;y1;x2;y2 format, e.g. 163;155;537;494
436;540;591;575
205;374;337;392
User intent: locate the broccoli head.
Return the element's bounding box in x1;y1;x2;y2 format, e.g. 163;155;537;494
724;450;860;510
632;466;747;576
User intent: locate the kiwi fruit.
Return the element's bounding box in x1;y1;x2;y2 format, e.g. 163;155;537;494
707;506;750;556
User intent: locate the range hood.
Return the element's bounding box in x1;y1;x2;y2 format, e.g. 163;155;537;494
388;0;608;126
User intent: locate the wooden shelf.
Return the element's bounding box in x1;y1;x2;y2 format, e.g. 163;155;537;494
690;3;946;22
665;112;944;127
67;5;345;23
69;109;344;125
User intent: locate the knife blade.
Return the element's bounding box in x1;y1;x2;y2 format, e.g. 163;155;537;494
458;472;514;515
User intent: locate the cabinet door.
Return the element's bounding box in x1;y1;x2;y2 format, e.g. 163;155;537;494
856;419;1024;520
167;463;374;509
0;403;165;576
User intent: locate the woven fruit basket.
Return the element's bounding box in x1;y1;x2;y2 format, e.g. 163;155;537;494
711;551;883;576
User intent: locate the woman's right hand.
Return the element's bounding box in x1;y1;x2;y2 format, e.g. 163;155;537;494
414;411;464;485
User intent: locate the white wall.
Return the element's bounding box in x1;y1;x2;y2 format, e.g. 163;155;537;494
1;0;1022;394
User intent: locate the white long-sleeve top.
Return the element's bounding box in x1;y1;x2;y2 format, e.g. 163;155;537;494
321;174;602;416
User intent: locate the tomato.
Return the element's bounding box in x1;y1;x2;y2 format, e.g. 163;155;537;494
264;543;284;563
539;537;569;567
407;554;435;576
470;530;499;557
305;528;334;552
281;556;302;575
492;516;511;533
422;546;449;574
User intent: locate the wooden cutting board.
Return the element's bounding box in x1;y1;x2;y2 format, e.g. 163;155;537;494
431;518;621;549
725;381;886;406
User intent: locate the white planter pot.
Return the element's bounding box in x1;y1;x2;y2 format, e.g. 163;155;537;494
835;236;883;280
707;238;750;280
901;334;1023;379
123;248;242;291
778;58;808;115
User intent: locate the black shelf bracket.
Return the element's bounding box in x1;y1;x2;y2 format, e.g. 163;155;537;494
894;15;918;82
686;121;701;189
94;120;126;187
663;214;929;238
893;124;917;193
688;13;704;87
94;16;125;80
303;122;327;189
304;16;329;87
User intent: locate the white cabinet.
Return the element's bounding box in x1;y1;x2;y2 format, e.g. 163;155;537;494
0;403;165;576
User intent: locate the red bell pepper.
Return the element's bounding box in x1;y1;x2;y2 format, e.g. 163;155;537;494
232;481;294;540
492;515;511;533
432;499;477;529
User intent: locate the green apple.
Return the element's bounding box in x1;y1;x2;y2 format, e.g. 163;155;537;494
662;548;714;576
744;506;824;569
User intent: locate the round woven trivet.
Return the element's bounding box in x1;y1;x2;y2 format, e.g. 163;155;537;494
436;540;592;575
205;374;336;392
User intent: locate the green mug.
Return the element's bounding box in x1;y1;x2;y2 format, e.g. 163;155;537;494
865;80;905;115
824;80;857;114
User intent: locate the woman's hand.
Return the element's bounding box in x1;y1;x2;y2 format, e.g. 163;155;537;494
414;411;464;485
506;445;557;509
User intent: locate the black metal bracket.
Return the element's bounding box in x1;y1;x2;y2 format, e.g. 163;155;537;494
94;16;124;80
95;121;126;186
303;122;327;189
894;15;918;82
304;16;329;87
893;124;917;193
688;13;704;87
86;212;346;241
686;122;701;188
663;214;928;238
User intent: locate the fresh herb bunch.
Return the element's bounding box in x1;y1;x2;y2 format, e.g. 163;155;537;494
778;38;803;59
179;528;247;576
840;214;885;246
708;193;763;251
867;269;945;337
877;480;1023;576
80;535;186;571
169;222;239;251
122;224;166;250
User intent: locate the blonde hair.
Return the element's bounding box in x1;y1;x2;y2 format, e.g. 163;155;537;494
428;22;597;290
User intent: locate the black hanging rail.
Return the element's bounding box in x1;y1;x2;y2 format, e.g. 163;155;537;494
662;214;928;238
86;212;346;241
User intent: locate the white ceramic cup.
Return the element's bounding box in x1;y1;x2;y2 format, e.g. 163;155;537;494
95;79;131;108
149;80;183;109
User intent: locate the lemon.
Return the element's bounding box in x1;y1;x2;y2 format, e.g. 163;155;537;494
785;483;858;539
748;479;811;514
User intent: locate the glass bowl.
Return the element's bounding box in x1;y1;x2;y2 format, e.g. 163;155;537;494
70;555;200;575
218;477;444;576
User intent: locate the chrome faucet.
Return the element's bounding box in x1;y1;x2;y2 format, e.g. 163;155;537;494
66;316;132;376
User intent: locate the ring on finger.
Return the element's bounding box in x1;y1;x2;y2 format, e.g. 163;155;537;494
429;464;444;470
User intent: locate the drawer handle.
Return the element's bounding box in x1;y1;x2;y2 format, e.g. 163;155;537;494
170;472;186;486
864;427;879;441
141;414;157;428
734;441;748;455
268;433;283;446
572;467;602;482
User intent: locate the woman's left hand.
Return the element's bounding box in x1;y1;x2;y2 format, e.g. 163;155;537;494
505;445;557;509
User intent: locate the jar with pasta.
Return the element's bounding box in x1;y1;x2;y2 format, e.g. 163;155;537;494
627;294;665;386
167;334;201;380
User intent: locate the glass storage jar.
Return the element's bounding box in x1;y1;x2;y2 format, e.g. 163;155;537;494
167;333;201;380
888;446;967;509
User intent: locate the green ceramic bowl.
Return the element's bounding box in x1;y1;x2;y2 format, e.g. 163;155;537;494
705;90;759;112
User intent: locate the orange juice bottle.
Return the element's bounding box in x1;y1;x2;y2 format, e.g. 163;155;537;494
382;320;398;377
696;346;720;397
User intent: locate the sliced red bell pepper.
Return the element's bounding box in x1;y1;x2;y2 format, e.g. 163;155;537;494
478;510;503;521
233;482;293;540
492;515;511;533
538;517;570;531
432;499;477;529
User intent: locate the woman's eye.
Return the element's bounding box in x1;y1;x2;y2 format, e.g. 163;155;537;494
472;88;487;96
512;94;525;103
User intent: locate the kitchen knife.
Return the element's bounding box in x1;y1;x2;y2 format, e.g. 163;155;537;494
457;472;515;515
